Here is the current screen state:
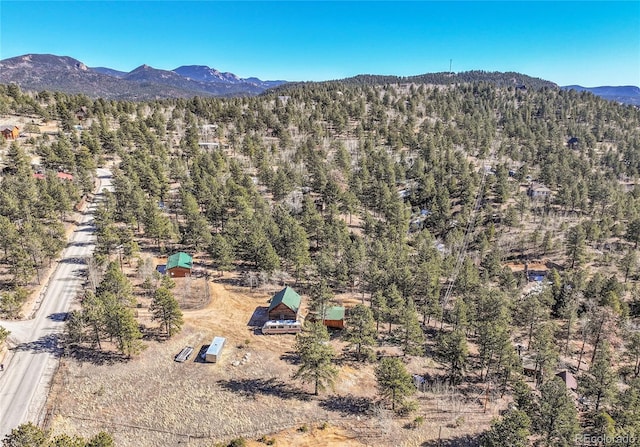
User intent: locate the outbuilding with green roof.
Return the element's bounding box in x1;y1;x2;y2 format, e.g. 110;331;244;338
308;306;346;329
166;252;193;277
268;286;302;321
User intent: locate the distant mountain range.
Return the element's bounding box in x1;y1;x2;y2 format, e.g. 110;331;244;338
561;85;640;106
0;54;287;100
1;53;638;104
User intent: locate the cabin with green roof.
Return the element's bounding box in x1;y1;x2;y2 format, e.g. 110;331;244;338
268;286;302;321
166;252;193;277
308;306;346;329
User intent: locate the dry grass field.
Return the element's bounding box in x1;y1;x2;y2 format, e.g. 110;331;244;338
46;276;504;446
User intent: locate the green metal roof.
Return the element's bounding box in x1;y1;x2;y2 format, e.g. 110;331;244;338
322;306;345;321
167;252;193;270
268;286;301;313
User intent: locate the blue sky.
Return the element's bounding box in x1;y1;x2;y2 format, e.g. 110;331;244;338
1;1;639;86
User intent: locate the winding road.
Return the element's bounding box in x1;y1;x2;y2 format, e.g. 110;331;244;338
0;168;112;439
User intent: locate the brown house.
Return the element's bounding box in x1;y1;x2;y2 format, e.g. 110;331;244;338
268;286;301;321
166;252;193;278
1;125;19;140
76;107;88;121
33;171;74;181
308;306;346;329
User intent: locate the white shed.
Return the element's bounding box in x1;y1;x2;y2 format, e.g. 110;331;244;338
204;337;226;363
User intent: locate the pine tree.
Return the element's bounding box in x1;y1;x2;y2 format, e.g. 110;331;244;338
481;409;531;447
581;341;616;412
624;331;640;378
143;198;173;248
536;377;579;446
437;329;468;385
48;433;86;447
2;422;47;447
565;224;587;269
626;219;640;249
309;279;334;315
81;291;105;350
97;261;134;306
396;298;425;356
474;290;511;381
0;325;9;347
85;431;115;447
384;284;404;334
375;357;415;411
0;215;18;259
531;321;559;383
620;250;637;282
293;322;338;395
370;290;387;332
150;286;184;337
101;292;143;357
208;233;234;276
344;304;377;361
512;378;539;418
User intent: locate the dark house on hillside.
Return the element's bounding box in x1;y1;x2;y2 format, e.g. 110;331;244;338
556;370;578;391
268;286;301;321
166;252;193;278
524;262;549;282
527;182;552;199
76;107;88;121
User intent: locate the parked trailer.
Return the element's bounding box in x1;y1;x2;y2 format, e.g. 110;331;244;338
203;337;226;363
261;320;303;335
175;346;194;363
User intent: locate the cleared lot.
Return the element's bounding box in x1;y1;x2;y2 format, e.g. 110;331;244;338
46;277;500;446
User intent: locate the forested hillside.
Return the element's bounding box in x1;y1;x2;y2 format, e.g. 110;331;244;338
2;78;640;445
277;70;557;90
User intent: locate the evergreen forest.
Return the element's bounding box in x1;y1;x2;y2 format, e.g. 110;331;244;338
2;76;640;445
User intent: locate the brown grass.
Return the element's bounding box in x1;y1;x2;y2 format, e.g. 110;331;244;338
47;275;502;446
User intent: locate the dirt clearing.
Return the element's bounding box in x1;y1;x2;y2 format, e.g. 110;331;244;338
47;277;501;446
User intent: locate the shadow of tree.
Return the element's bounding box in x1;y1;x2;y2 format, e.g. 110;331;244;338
420;434;482;447
141;325;168;342
319;394;375;416
63;345;129;365
48;312;69;322
217;377;311;401
13;334;63;355
279;351;300;364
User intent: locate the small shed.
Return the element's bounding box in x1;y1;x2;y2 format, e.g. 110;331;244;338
309;306;346;329
204;337;226;363
268;286;301;321
1;125;19;140
556;370;578;391
166;252;192;277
